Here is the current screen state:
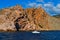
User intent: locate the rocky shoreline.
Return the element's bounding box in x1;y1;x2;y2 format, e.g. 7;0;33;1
0;5;59;31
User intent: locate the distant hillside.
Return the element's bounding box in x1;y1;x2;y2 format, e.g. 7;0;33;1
53;15;60;18
48;16;60;30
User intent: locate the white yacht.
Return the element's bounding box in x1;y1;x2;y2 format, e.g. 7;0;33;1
32;31;40;33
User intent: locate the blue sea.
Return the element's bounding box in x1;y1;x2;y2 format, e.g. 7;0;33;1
0;31;60;40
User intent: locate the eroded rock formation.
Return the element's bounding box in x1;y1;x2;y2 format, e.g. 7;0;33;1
0;5;50;31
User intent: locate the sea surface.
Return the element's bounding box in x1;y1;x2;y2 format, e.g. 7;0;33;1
0;31;60;40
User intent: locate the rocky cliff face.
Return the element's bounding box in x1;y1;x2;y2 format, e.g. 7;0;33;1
0;5;51;31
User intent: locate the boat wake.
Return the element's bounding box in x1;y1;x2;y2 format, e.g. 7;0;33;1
32;31;40;34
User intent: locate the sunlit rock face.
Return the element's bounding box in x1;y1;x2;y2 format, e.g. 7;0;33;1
0;5;50;31
22;7;50;30
0;5;23;31
16;7;50;31
33;7;49;30
0;15;16;31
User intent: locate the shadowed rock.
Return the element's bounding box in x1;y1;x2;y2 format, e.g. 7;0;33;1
15;23;20;31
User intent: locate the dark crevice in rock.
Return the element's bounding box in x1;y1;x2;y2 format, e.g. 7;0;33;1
15;23;20;31
38;24;43;28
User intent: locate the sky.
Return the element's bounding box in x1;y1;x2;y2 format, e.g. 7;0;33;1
0;0;60;16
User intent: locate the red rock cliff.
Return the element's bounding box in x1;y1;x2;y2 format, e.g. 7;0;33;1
0;5;50;31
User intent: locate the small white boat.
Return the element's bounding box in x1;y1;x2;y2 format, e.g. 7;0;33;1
32;31;40;33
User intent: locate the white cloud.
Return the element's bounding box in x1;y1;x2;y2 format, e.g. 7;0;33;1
27;2;60;15
28;3;36;7
56;4;60;8
52;4;60;14
44;3;53;8
44;3;60;15
36;4;43;7
28;3;42;8
52;7;60;13
36;0;44;3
